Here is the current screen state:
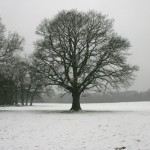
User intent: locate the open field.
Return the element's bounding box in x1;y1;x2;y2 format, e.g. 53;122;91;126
0;102;150;150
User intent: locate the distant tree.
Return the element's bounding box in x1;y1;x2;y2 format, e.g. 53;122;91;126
28;57;47;106
0;17;48;106
0;17;24;105
0;18;24;62
18;56;47;106
0;17;6;59
34;10;138;111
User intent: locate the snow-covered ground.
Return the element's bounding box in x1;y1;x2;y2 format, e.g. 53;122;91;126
0;102;150;150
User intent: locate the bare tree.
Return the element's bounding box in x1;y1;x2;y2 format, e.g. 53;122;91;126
34;10;138;111
0;17;24;62
0;17;25;105
0;17;5;58
19;56;47;106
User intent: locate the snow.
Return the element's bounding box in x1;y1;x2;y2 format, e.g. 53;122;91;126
0;102;150;150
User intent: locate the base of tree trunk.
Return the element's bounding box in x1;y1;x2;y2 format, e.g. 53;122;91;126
70;106;82;112
69;109;82;112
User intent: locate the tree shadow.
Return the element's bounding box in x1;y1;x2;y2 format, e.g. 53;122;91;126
0;109;133;114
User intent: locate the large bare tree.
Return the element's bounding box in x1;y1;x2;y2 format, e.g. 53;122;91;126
34;10;138;111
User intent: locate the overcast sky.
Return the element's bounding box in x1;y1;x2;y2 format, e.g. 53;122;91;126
0;0;150;92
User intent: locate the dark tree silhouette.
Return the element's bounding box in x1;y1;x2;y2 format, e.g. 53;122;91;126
0;17;25;105
34;10;138;111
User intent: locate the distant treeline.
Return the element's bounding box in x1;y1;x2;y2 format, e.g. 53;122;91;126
0;17;48;106
40;90;150;103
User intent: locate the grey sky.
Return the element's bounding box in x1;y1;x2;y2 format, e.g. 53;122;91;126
0;0;150;92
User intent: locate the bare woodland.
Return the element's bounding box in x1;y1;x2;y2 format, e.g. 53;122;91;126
0;10;138;111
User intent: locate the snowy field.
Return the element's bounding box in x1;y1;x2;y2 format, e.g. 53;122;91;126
0;102;150;150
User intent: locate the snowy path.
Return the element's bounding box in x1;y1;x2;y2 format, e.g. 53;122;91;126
0;102;150;150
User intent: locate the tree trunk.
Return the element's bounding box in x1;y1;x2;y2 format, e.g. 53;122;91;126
30;94;34;106
21;92;24;106
70;91;81;111
14;88;18;105
30;86;41;106
20;84;25;106
10;88;14;105
25;92;29;106
30;90;37;106
26;84;31;105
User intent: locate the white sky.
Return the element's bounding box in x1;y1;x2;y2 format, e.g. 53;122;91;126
0;0;150;92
